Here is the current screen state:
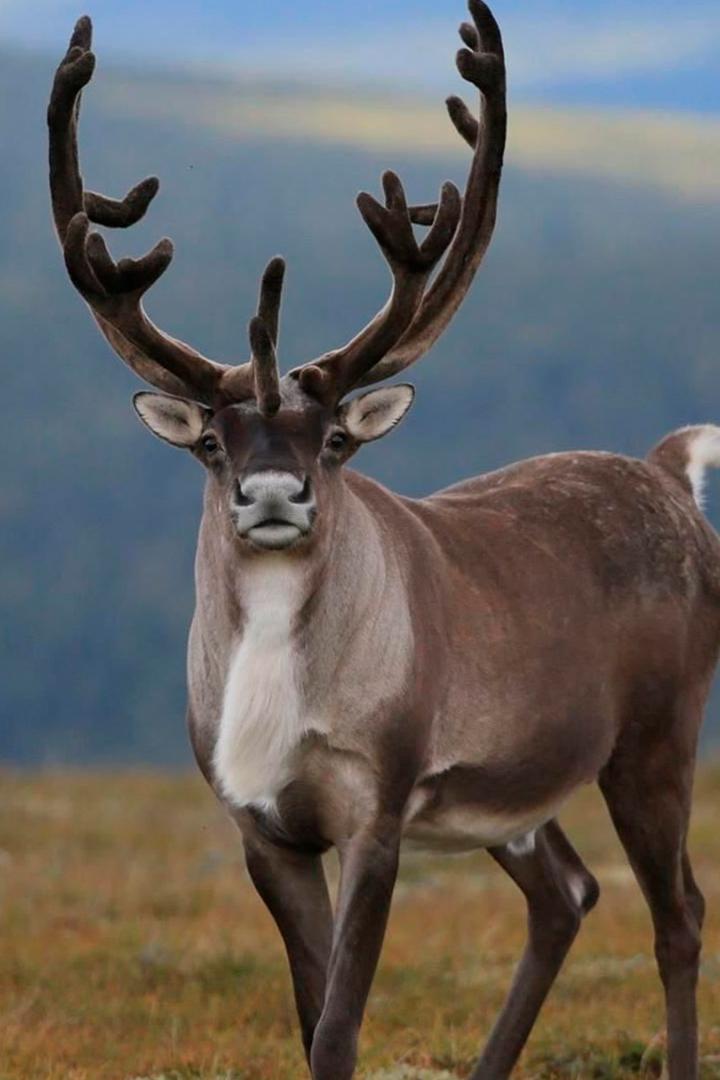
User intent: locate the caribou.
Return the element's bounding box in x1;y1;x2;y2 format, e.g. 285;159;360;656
48;4;720;1078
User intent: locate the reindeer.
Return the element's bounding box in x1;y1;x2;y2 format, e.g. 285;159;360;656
47;4;720;1078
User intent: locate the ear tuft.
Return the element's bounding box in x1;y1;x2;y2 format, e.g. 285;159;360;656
133;392;209;448
340;384;415;444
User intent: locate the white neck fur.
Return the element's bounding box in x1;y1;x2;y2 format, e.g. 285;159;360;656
213;557;305;810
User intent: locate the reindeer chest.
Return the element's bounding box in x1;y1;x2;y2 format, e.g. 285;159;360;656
210;558;414;816
212;564;315;810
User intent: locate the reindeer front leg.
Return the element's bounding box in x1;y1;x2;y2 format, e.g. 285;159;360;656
242;832;333;1067
311;821;402;1080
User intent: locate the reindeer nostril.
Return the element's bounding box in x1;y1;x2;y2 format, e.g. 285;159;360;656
235;481;253;507
289;477;312;504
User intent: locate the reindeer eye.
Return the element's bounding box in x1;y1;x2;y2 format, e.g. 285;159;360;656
201;433;219;454
327;431;348;452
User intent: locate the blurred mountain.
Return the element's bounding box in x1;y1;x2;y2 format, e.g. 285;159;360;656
1;47;720;763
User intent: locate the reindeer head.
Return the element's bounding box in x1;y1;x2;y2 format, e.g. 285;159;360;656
134;374;416;551
48;3;506;552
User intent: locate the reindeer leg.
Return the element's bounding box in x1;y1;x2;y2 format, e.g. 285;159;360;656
242;832;333;1068
470;820;599;1080
600;730;703;1080
310;823;402;1080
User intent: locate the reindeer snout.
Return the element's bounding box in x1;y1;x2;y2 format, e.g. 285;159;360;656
232;471;315;550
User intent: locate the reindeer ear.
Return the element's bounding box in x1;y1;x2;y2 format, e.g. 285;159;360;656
133;392;210;448
338;385;415;443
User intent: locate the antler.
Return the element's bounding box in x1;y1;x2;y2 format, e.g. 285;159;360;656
225;256;286;415
296;0;507;398
47;16;265;407
294;172;461;402
49;3;505;412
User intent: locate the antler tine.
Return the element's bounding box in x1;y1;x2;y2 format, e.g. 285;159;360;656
62;212;228;397
48;17;248;406
332;0;506;392
249;315;282;417
446;95;480;149
257;256;286;348
48;21;161;238
295;170;461;401
251;258;285;414
217;256;286;405
407;204;441;227
84;178;160;229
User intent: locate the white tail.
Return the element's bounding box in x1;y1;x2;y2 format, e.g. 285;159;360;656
649;423;720;510
684;425;720;509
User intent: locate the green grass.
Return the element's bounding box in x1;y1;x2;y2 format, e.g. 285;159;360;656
1;768;720;1079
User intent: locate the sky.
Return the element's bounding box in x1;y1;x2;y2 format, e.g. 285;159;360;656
1;0;719;113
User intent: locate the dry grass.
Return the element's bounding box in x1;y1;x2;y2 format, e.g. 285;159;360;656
1;767;720;1079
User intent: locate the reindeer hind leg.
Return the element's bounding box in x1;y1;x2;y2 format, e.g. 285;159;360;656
469;819;599;1080
599;719;703;1080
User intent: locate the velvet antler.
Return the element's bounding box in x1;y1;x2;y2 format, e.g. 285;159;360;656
47;16;277;408
294;0;507;399
49;3;506;411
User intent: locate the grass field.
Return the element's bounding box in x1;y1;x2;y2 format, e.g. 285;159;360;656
1;767;720;1080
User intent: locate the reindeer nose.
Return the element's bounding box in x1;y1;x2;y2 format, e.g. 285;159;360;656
233;471;315;550
236;472;312;507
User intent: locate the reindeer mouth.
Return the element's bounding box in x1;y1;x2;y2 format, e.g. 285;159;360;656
245;520;305;550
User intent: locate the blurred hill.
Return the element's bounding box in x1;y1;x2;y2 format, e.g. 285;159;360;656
1;47;720;763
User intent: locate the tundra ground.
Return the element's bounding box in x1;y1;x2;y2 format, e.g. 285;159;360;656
1;767;720;1079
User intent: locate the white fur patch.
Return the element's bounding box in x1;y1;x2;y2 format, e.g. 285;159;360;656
213;559;305;809
567;871;588;910
684;424;720;509
507;831;536;857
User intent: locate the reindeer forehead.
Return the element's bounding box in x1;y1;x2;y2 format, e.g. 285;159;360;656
214;400;327;454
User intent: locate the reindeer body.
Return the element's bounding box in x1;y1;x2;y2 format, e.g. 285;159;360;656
48;4;720;1076
188;439;720;859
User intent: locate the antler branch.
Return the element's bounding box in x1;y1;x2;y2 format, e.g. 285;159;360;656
355;0;507;388
256;256;285;348
294;0;506;399
48;17;254;406
294;171;461;401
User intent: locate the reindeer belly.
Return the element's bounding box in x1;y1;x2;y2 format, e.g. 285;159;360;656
402;746;594;854
402;793;562;853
